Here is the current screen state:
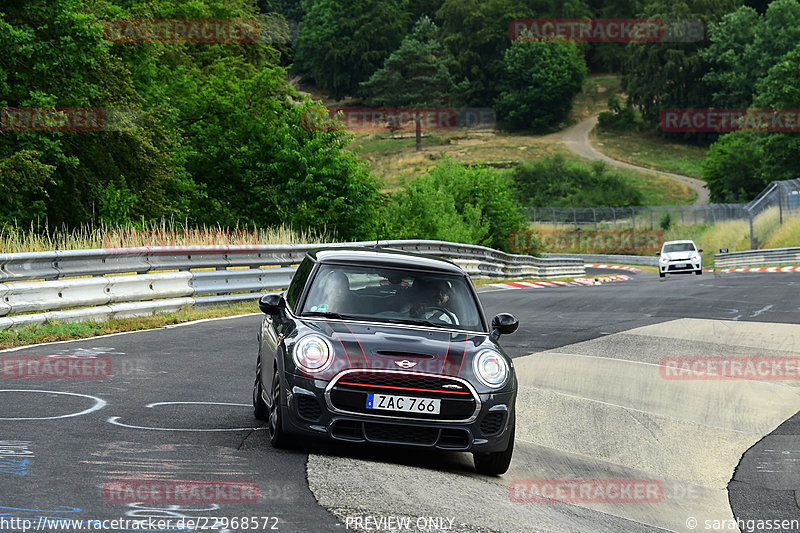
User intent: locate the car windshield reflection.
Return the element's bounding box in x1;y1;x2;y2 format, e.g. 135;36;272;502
300;264;483;331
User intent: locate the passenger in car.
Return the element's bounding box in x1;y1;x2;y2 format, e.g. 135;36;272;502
311;271;353;314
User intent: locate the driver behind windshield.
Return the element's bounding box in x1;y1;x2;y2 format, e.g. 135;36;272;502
406;279;452;319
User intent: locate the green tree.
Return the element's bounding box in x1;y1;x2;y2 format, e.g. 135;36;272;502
436;0;590;106
622;0;740;126
295;0;410;100
0;151;55;225
701;0;800;109
359;16;465;107
494;40;586;131
383;158;524;250
702;132;764;202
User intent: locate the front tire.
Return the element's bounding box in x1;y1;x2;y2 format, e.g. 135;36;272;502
659;272;665;278
695;269;702;275
473;417;515;475
268;372;292;448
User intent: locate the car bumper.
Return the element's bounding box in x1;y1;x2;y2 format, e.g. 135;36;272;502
659;261;701;274
280;372;515;453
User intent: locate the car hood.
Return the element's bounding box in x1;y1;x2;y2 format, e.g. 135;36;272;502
662;251;697;261
292;319;492;380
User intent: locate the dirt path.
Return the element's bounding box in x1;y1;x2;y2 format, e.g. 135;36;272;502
557;115;710;205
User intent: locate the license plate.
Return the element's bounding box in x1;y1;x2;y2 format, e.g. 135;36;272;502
366;393;441;414
675;263;688;268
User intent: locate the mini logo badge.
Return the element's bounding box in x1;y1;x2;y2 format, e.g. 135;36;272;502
394;360;417;369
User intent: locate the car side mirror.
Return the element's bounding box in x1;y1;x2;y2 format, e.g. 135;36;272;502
655;251;660;256
491;313;519;340
259;293;285;315
698;249;704;253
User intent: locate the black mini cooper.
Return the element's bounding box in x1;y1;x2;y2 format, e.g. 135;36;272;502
253;247;519;475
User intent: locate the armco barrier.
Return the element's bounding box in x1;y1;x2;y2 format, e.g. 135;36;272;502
0;240;583;330
542;252;658;266
714;247;800;268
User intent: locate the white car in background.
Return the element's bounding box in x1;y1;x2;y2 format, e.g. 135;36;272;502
657;240;703;278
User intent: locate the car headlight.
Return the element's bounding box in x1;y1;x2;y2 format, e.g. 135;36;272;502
293;334;334;373
659;256;668;263
473;350;509;388
691;253;700;262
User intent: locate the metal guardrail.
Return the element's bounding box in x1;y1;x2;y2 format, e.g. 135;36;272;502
714;247;800;268
542;253;658;267
0;240;583;330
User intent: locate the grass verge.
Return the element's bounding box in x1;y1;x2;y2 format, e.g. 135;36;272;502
591;128;709;179
0;301;259;350
0;221;325;253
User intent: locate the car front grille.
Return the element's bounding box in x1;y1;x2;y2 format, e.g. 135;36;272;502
330;419;472;450
326;370;479;422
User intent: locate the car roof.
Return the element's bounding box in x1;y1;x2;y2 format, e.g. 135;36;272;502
662;240;696;245
307;246;466;274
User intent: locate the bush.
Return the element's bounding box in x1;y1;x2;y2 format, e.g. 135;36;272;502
494;40;586;131
382;158;525;251
702;132;765;203
597;97;639;131
659;212;673;232
510;155;643;207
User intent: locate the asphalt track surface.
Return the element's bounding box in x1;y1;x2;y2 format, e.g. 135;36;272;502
1;269;798;533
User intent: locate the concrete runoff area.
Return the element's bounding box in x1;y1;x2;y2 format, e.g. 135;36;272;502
306;318;800;532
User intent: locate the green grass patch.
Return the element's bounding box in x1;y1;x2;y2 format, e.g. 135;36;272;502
591;128;709;179
0;301;260;350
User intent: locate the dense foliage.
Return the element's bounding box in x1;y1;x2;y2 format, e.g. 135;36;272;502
0;0;380;239
382;159;525;251
511;155;643;207
494;40;586;131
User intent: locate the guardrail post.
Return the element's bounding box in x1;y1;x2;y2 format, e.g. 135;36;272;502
631;207;636;229
591;208;597;231
573;208;578;229
748;208;755;250
552;207;556;227
611;207;616;228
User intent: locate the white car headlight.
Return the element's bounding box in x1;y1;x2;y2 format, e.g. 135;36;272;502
691;253;700;262
473;350;509;388
293;334;334;373
659;256;668;263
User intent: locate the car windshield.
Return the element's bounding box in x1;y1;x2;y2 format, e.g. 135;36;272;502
300;264;484;331
663;243;696;253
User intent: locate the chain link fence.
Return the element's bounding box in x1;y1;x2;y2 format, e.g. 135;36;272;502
523;179;800;243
